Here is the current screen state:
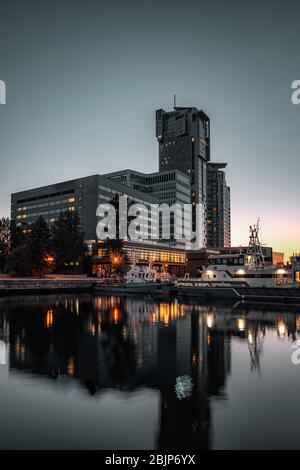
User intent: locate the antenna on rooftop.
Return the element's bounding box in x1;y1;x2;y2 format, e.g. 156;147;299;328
174;94;176;108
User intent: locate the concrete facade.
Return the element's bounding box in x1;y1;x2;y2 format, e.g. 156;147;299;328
105;168;191;206
105;168;192;247
11;174;158;242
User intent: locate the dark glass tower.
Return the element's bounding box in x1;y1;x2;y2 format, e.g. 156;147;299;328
207;162;231;247
156;107;210;247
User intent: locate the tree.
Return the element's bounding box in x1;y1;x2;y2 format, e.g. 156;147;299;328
51;211;84;272
108;192;136;240
103;238;130;275
0;217;11;272
6;245;31;276
5;220;30;275
10;219;26;251
103;194;131;275
27;216;54;276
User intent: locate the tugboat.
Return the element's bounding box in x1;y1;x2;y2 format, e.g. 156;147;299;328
94;256;175;295
122;263;159;293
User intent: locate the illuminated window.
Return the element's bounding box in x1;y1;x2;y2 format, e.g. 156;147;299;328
68;197;75;203
68;206;75;212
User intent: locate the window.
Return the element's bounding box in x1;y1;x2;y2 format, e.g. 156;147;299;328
62;189;75;195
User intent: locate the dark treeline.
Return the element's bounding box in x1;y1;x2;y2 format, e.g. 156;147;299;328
0;211;85;276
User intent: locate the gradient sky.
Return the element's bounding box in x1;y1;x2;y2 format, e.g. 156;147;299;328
0;0;299;259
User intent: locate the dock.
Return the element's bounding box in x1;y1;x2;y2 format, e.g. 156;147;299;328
0;276;95;294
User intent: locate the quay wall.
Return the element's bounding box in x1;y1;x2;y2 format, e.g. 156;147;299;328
0;278;95;294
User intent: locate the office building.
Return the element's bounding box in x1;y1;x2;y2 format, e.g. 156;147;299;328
11;103;231;259
11;175;190;273
207;162;231;247
105;168;191;206
11;174;159;243
156;106;210;247
105;168;192;246
93;240;187;277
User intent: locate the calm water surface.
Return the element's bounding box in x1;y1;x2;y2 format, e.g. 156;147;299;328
0;293;299;450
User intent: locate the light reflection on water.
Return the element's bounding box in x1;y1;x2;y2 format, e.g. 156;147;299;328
0;293;300;450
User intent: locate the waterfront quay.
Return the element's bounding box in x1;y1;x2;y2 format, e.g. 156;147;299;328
1;276;300;306
0;276;95;294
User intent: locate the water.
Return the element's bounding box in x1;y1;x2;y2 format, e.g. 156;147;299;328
0;293;300;450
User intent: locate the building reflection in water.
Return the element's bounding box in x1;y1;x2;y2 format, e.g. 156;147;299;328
0;294;299;449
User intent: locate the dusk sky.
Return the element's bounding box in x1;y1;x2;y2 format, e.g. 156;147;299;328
0;0;299;258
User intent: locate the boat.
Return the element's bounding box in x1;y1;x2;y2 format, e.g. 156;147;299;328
178;253;292;288
176;221;300;304
94;262;175;295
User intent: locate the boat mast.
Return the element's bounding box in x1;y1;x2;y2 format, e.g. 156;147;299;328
247;219;265;269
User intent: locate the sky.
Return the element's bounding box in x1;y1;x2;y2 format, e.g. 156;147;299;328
0;0;299;259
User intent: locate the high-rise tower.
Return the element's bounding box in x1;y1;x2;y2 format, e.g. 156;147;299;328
206;162;231;247
156;106;210;247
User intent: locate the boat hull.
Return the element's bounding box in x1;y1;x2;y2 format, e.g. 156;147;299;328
94;282;175;295
177;285;300;304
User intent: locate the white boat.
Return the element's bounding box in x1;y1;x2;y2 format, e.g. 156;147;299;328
178;221;297;289
125;264;158;285
198;253;291;288
95;262;172;294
